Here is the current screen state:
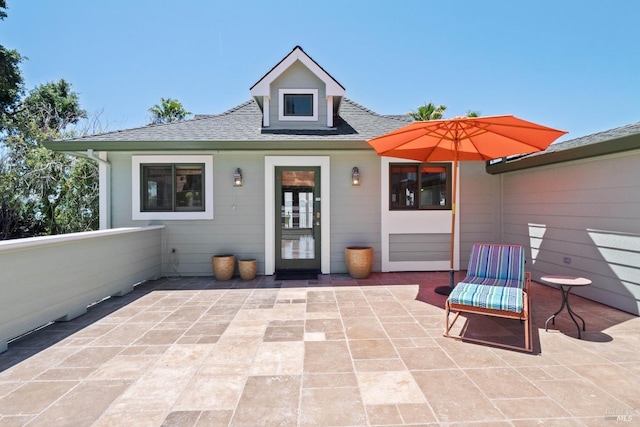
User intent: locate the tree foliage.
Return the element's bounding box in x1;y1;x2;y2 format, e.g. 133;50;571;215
408;102;482;121
0;1;25;130
407;102;447;121
148;97;191;125
0;80;98;239
0;2;99;239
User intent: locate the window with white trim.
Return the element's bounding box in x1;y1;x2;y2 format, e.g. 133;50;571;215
142;164;204;212
132;155;214;220
389;163;452;210
279;88;318;121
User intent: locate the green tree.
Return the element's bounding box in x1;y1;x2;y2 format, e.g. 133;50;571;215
0;0;25;130
407;102;447;121
1;80;98;238
148;97;191;124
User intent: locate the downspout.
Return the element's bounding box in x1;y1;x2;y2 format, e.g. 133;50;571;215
63;149;111;230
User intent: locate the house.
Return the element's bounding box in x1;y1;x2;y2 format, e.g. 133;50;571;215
47;46;448;278
44;46;640;315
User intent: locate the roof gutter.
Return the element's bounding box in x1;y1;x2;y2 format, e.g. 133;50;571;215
46;139;376;152
486;133;640;175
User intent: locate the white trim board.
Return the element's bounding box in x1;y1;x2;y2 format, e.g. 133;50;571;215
264;156;331;275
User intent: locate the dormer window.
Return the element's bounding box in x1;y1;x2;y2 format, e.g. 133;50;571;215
284;94;313;116
279;89;318;121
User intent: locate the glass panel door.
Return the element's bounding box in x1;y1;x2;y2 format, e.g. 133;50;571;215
275;167;321;271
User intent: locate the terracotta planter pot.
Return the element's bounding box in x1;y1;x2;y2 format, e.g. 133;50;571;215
238;259;257;281
212;254;235;281
345;246;373;279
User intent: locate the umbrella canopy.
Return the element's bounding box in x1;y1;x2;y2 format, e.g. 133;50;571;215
368;115;567;294
368;115;567;162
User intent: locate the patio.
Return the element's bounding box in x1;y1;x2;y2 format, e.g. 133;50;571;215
0;272;638;426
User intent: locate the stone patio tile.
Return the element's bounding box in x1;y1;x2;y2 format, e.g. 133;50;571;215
25;379;131;427
231;375;301;426
412;369;505;423
397;346;457;370
492;397;570;419
465;367;545;399
300;387;367;426
532;378;635;417
0;275;639;426
356;371;426;405
172;374;247;411
304;341;353;373
348;338;399;360
0;381;77;415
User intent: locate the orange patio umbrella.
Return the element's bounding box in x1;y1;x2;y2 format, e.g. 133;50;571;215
368;115;567;295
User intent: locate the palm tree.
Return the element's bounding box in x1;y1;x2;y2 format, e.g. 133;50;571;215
148;98;191;125
407;102;447;121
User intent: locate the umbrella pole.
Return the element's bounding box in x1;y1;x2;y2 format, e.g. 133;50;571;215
435;158;458;296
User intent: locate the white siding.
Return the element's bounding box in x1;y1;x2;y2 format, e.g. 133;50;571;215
501;150;640;314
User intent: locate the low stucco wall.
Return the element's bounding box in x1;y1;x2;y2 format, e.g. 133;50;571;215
0;226;164;352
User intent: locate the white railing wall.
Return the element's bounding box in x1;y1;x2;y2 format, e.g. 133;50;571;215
0;226;164;352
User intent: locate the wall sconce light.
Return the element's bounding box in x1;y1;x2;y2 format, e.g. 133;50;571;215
351;167;360;186
233;168;243;187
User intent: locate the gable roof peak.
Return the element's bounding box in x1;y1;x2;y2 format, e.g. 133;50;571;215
250;46;345;98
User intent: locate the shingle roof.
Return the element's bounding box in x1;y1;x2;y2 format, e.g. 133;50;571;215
63;98;412;143
542;121;640;154
486;120;640;174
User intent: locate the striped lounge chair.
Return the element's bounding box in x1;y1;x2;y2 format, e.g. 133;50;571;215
444;244;532;352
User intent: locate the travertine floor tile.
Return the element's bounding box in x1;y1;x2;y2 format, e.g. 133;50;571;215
300;387;367;426
26;380;131;427
464;367;545;399
304;341;353;373
349;339;399;360
231;375;301;426
173;374;247;411
0;381;77;415
357;371;426;405
413;369;504;423
1;275;638;426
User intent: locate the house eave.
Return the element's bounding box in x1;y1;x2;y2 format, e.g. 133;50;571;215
43;140;375;152
486;133;640;174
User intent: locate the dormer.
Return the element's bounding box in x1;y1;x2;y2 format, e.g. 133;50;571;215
250;46;345;129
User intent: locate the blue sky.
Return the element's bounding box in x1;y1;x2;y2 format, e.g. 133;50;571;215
4;1;639;141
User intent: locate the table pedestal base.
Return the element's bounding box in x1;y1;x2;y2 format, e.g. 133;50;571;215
545;284;586;339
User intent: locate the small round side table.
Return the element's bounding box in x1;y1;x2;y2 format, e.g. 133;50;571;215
542;275;591;339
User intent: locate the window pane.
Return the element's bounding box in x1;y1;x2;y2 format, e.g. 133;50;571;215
284;94;313;116
143;166;173;211
176;165;204;210
390;165;418;208
420;165;448;208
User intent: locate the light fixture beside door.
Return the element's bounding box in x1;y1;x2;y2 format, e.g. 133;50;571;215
233;168;243;187
351;167;360;186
